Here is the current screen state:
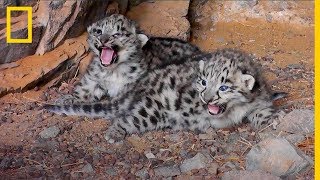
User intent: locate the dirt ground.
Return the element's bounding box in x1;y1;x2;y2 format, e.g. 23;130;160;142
0;1;314;179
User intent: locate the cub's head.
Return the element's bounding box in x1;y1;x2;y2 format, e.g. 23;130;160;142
87;14;148;66
195;49;260;118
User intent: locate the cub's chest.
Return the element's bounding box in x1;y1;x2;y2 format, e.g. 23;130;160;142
100;70;134;97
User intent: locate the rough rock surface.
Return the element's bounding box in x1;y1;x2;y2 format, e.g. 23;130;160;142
0;33;89;97
278;109;314;134
180;152;212;173
0;0;38;18
222;170;281;180
154;165;181;177
0;0;109;64
135;168;149;179
39;126;60;139
81;163;94;173
285;134;306;145
190;0;313;28
0;15;43;64
246;138;312;177
34;0;109;55
127;1;191;40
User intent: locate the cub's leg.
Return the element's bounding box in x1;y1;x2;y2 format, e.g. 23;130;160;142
247;106;277;129
56;76;106;105
104;115;158;143
104;116;139;143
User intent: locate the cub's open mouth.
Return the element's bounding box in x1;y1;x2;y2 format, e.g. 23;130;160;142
207;103;226;115
99;47;118;66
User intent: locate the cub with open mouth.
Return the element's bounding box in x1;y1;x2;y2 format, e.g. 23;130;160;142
44;49;284;143
55;14;201;105
99;46;118;66
195;49;281;129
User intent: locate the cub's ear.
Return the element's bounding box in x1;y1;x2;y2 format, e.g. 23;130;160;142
138;34;149;46
199;60;205;72
241;74;255;90
87;26;92;33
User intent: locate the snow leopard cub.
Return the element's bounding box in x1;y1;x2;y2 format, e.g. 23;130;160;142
45;49;280;143
57;14;201;104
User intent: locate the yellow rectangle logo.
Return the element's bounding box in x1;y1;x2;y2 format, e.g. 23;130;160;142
6;6;32;43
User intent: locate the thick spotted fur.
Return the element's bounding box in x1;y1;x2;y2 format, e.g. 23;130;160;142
45;49;281;143
56;14;201;104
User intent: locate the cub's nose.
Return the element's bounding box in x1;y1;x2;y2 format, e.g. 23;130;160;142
100;34;110;44
203;93;214;104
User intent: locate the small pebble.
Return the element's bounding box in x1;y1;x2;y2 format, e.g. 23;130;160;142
145;152;156;159
92;135;101;143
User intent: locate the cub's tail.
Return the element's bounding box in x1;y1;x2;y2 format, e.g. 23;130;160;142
42;103;116;119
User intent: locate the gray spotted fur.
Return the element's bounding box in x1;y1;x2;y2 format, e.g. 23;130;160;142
45;49;280;143
56;14;201;104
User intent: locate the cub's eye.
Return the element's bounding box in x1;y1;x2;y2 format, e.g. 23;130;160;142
113;33;121;37
201;79;207;86
96;29;102;35
219;85;229;91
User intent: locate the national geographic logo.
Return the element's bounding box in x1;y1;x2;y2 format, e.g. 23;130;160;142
6;6;32;43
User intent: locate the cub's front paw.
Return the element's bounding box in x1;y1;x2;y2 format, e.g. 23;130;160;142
251;117;273;129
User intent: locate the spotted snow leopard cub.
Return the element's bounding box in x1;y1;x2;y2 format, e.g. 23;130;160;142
45;49;281;143
56;14;201;104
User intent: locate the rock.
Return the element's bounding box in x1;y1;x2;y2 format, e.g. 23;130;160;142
127;0;191;40
135;168;149;179
199;127;216;140
0;33;88;98
39;126;60;139
92;135;101;143
145;152;156;159
180;152;213;173
0;157;14;170
246;138;312;177
278;109;314;134
106;167;117;176
115;0;128;14
154;165;181;177
127;135;151;153
35;0;109;55
190;1;313;28
207;163;219;175
168;134;181;142
106;1;120;15
0;0;110;64
220;161;237;172
81;163;94;173
0;0;38;19
258;131;277;141
0;17;43;64
285;134;306;145
222;170;280;180
199;133;214;140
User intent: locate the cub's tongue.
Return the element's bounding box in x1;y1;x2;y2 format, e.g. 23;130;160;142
207;104;220;115
100;48;114;65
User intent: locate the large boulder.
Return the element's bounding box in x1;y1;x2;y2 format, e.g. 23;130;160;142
277;109;314;134
246;138;312;177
